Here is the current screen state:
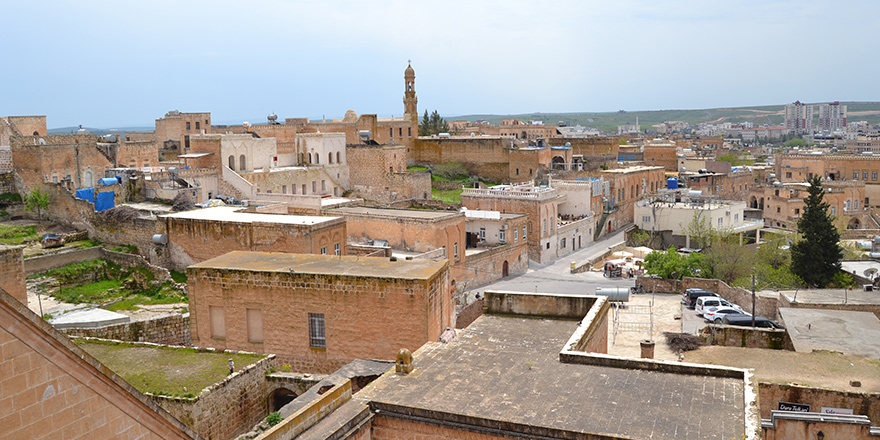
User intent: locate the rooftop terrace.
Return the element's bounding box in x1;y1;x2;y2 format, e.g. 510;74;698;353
161;206;340;226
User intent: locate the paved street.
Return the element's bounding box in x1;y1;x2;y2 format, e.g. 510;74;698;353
476;228;636;297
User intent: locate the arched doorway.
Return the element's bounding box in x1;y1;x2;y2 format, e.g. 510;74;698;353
848;218;861;229
84;169;94;188
239;154;247;171
551;156;565;170
502;261;509;277
269;388;297;412
749;196;758;209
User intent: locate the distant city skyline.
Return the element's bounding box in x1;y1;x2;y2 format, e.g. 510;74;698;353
2;0;878;128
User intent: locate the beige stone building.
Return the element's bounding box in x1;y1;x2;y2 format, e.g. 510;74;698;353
186;251;451;373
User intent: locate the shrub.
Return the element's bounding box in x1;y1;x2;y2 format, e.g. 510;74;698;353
432;162;469;181
266;411;282;426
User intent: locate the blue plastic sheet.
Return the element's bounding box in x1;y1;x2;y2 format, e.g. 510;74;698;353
98;177;119;186
75;188;95;203
95;191;115;212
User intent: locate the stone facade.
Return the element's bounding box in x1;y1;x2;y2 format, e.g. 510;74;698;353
760;382;880;425
347;144;430;203
587;166;666;238
0;245;26;304
62;314;191;346
162;207;347;270
0;288;198;440
410;137;513;183
187;252;452;373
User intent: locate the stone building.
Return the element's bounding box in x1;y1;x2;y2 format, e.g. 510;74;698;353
748;180;869;231
681;168;756;203
0;287;198;440
154;110;211;153
643;138;680;170
161;206;346;269
0;245;26;304
774;152;880;208
346;142;431;203
186;251;451;373
585;166;667;239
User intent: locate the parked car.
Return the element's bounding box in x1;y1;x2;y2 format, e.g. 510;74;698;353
695;297;744;315
704;306;749;322
721;314;784;329
683;289;719;309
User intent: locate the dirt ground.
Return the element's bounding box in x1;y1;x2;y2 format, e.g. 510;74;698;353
606;292;683;361
27;278;187;322
684;346;880;392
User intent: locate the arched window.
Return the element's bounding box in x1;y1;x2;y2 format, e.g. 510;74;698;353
239;154;246;171
315;153;319;164
308;153;312;164
299;153;304;164
336;152;341;163
228;155;235;170
328;152;333;164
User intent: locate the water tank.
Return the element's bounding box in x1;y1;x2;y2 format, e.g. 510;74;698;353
666;177;678;189
595;287;630;302
101;134;117;143
152;234;168;246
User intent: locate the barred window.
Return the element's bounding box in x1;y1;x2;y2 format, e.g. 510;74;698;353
309;313;325;348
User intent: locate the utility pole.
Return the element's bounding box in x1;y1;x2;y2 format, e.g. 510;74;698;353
751;274;756;328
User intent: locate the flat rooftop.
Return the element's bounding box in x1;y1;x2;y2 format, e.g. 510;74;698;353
359;314;745;440
601;165;664;174
778;288;880;305
190;251;447;280
332;206;462;221
162;206;340;225
779;307;880;358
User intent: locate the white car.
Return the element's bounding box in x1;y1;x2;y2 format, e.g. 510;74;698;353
695;297;744;315
704;306;750;322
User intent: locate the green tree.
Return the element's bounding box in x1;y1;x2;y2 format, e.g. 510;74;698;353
643;248;702;280
699;236;752;285
419;109;449;136
784;137;806;148
790;176;842;287
25;187;51;220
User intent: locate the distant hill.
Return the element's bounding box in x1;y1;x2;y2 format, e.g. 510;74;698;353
447;102;880;133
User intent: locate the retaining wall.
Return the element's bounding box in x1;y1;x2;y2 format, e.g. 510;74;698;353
62;313;191;346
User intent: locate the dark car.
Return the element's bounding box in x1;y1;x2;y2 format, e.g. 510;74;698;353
682;289;719;309
721;314;785;329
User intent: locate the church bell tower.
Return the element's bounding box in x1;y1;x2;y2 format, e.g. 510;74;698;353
403;61;418;127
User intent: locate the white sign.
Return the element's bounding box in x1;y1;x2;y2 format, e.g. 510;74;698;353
821;407;854;415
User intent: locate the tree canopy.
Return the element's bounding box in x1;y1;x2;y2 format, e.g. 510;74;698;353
790;176;842;287
24;187;50;220
643;248;703;280
419;110;449;136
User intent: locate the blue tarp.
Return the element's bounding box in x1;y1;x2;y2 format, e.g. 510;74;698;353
75;188;95;203
95;191;115;212
99;177;119;186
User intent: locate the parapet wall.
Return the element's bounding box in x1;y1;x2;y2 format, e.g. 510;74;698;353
62;313;190;346
483;290;597;319
700;324;791;350
759;382;880;425
638;276;779;319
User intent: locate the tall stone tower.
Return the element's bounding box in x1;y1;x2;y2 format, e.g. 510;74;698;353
403;62;418;127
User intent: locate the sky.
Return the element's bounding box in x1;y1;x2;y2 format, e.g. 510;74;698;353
1;0;878;128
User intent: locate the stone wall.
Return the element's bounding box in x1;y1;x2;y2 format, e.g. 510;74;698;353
152;352;276;440
24;247;174;284
699;324;790;350
411;137;511;183
188;260;451;374
62;313;191;346
759;382;880;425
256;381;352;440
778;294;880;320
0;245;26;304
484;291;597;319
368;416;510;440
454;299;483;329
0;148;13;173
457;242;528;288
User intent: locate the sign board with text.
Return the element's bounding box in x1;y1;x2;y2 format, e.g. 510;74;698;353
821;407;854;415
778;401;810;412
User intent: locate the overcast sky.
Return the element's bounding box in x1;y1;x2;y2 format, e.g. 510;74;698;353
2;0;877;128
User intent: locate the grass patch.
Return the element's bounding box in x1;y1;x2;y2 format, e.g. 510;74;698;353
431;188;463;204
66;239;102;249
29;259;112;282
111;244;137;253
0;224;39;245
170;270;188;284
56;280;126;303
407;166;428;172
75;339;266;397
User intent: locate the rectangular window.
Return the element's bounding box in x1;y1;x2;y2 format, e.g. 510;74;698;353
479;228;486;240
210;306;225;338
399;128;403;137
561;237;566;248
320;247;326;255
302;184;306;194
874;172;878;181
309;313;325;348
516;168;520;175
453;242;459;260
408;127;412;137
390;127;393;137
335;243;340;256
246;308;263;343
794;209;799;215
854;171;860;180
718;217;723;226
282;185;287;194
524;224;529;240
832;206;837;216
734;214;739;222
312;181;317;192
543;219;547;233
321;180;326;191
195;121;200;130
186;122;191;130
786;172;792;178
499;229;506;242
642;216;651;223
855;200;860;210
514;228;518;243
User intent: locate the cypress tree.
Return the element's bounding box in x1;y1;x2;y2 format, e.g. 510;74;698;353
790;176;842;287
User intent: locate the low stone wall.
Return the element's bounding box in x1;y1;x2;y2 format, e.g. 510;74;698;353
759;382;880;424
62;313;191;346
255;380;352;440
25;247;175;285
570;242;626;274
484;291;597;319
459;241;528;287
152;352;277;440
0;245;27;304
454;299;483;329
699;324;790;350
779;294;880;320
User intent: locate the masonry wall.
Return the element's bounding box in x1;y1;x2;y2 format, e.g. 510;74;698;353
347;145;430;203
700;324;789;350
643;146;678;170
62;314;191;346
548;136;619;157
0;148;13;173
10;134;113;191
187;263;451;373
0;289;197;440
368;416;510;440
460;195;556;263
411;137;511;183
340;211;465;259
154;354;275;440
638;277;779;319
165;217;346;269
759;383;880;425
458;242;528;288
0;246;26;304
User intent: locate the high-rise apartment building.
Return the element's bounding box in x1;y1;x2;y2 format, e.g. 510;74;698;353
785;100;813;135
817;101;847;132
